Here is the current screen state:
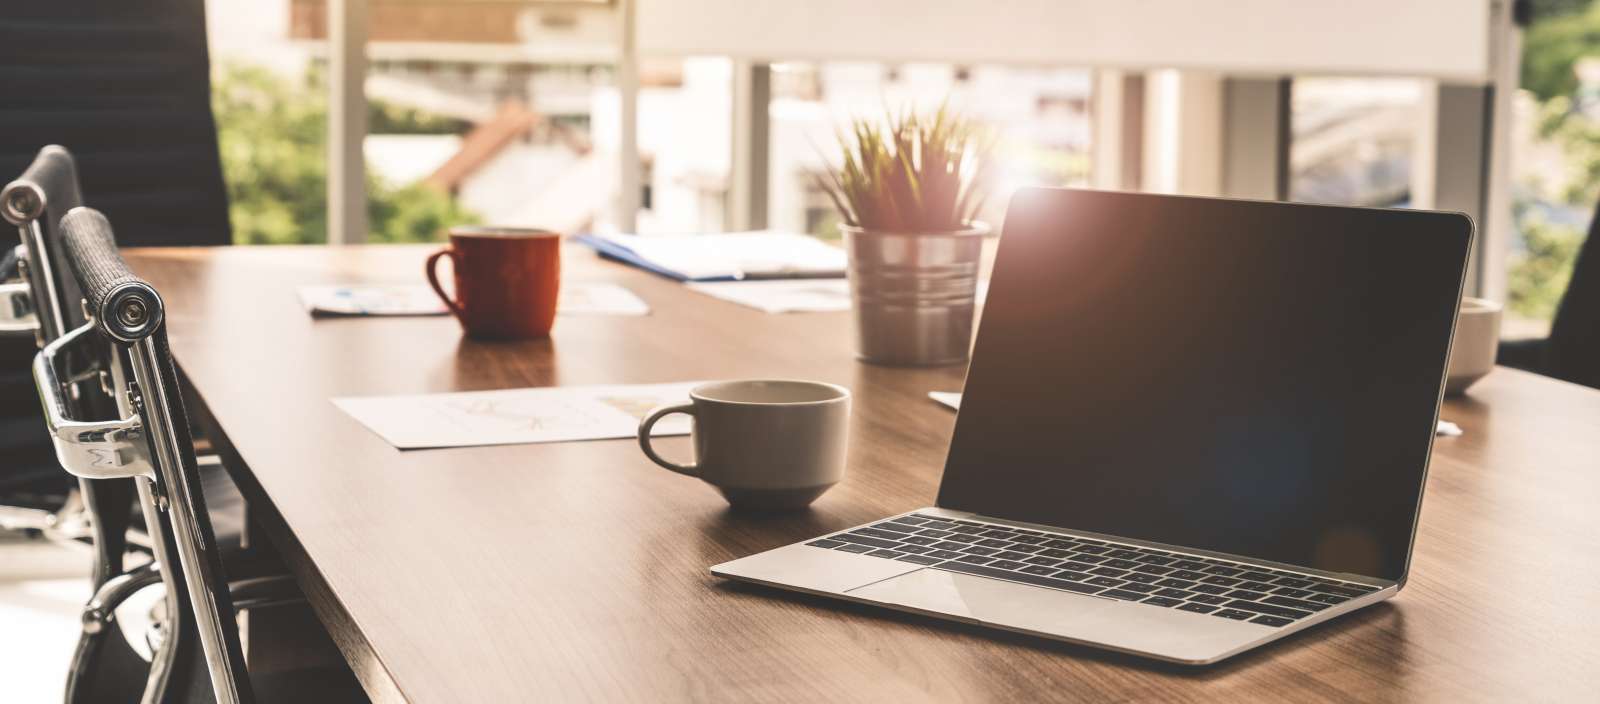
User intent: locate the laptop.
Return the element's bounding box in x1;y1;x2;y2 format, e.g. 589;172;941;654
712;188;1473;665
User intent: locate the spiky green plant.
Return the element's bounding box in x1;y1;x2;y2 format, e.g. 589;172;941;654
818;105;992;233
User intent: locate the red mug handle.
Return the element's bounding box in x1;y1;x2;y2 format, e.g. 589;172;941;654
424;248;467;320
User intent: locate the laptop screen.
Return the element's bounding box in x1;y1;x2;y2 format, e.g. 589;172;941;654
938;189;1471;582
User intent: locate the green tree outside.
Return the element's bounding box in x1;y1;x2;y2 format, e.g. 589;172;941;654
212;63;478;245
1509;0;1600;322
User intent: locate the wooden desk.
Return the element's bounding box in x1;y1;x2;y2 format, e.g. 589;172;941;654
128;244;1600;702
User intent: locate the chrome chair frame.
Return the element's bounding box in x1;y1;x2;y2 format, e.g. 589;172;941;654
37;207;254;704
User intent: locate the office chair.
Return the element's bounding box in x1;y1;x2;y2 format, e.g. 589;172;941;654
1499;197;1600;391
38;208;365;703
1;0;234;535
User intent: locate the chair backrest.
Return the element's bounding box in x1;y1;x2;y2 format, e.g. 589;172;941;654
1545;198;1600;390
0;0;231;247
36;207;253;704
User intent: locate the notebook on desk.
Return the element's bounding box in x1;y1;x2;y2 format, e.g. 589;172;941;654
575;231;846;282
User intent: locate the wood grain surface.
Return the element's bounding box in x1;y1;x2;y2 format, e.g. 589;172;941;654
127;244;1600;703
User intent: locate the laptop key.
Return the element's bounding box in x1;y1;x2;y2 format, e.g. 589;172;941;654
1118;582;1160;594
976;539;1011;549
855;527;908;541
949;524;985;534
900;536;940;547
1250;615;1295;628
807;539;845;549
928;541;966;550
1226;590;1269;601
896;554;945;566
1237;581;1275;592
1309;592;1350;605
927;549;965;559
1136;555;1175;566
1072;545;1111;554
988;560;1028;570
872;522;918;533
1089;566;1128;578
1203;566;1242;576
955;554;996;565
1223;600;1312;620
1069;555;1108;565
1107;549;1142;560
1187;594;1229;605
1024;557;1063;567
1156;578;1197;589
1308;583;1368;598
1003;543;1047;554
1239;571;1276;582
1020;565;1059;576
1036;548;1074;559
1272;587;1314;598
1191;584;1231;595
1178;602;1219;614
1010;535;1048;545
1053;570;1093;582
961;546;999;556
1060;560;1098;571
1142;596;1184;607
941;533;981;543
995;551;1032;561
1121;573;1160;584
1171;560;1208;571
1169;570;1207;580
1273;577;1314;589
919;520;960;531
1212;609;1255;621
889;516;929;526
914;528;954;538
979;530;1019;539
1200;575;1241;587
895;544;933;554
1085;576;1123;588
1041;539;1076;549
837;533;901;549
1262;595;1329;612
867;549;905;559
1154;588;1194;600
1098;589;1149;601
935;561;1106;596
835;543;874;554
1131;564;1174;575
1102;558;1140;569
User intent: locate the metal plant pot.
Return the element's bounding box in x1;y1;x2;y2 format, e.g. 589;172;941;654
841;222;990;366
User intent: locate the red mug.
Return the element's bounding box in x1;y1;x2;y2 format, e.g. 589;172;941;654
426;227;561;340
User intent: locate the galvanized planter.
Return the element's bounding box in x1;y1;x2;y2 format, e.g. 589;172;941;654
841;222;990;366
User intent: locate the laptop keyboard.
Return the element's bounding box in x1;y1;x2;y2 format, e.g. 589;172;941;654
805;514;1379;629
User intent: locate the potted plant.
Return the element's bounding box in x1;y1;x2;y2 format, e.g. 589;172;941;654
819;105;992;366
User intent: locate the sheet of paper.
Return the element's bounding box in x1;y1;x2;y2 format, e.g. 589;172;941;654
929;391;1462;436
299;283;649;317
686;279;852;313
586;231;846;281
334;381;703;450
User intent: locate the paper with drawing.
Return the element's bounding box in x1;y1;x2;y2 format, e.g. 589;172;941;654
334;382;702;450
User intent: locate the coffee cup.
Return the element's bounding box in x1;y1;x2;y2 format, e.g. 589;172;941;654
638;380;850;510
1445;297;1502;395
425;226;561;340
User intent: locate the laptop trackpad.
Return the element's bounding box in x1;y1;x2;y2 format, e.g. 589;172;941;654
847;568;1261;662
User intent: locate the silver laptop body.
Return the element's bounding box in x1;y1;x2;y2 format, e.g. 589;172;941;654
713;189;1473;664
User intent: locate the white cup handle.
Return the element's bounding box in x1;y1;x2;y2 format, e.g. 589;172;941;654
638;403;698;477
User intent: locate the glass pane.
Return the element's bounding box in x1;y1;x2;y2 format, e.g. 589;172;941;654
1506;0;1600;339
207;0;331;244
1289;78;1423;208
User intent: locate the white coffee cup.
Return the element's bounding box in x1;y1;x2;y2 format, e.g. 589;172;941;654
638;380;850;510
1445;297;1502;395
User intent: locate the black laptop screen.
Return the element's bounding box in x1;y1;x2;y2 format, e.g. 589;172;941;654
937;189;1471;582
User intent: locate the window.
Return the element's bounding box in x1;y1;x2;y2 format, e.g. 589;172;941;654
1505;0;1600;338
1289;78;1423;208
